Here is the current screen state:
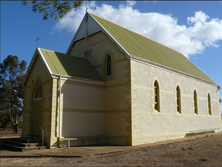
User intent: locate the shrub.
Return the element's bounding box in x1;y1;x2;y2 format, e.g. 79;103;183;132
199;157;209;161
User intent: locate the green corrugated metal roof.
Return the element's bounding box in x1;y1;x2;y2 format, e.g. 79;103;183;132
39;48;104;81
89;13;215;84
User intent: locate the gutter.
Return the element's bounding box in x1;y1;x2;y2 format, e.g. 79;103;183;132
56;75;62;141
52;73;105;86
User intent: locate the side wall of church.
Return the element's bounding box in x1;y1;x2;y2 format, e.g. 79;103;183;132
131;59;221;146
69;31;132;145
22;55;54;147
58;80;106;146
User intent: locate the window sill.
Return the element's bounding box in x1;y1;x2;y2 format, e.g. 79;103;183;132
152;110;161;115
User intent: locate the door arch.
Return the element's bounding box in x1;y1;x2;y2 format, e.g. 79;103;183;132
32;82;43;136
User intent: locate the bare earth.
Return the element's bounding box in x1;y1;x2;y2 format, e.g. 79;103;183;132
1;133;222;166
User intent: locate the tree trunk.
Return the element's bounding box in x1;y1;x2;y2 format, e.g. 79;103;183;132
3;122;8;131
3;124;7;131
13;123;19;133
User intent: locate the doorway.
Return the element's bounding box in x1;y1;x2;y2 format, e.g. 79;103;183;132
32;83;42;136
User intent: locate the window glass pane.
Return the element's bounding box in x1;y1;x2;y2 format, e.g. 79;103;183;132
35;84;42;99
208;94;211;115
194;91;197;114
106;55;111;76
176;86;181;113
154;81;159;112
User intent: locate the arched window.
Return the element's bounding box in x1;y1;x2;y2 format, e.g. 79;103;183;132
35;83;42;99
208;93;212;115
194;90;198;114
106;55;111;77
154;80;160;112
176;86;181;113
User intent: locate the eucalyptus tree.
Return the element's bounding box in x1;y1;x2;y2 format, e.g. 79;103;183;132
23;0;83;20
0;55;27;133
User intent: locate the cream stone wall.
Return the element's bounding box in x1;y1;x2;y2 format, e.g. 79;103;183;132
50;78;59;148
23;55;54;147
131;59;221;145
70;32;132;145
60;80;105;142
61;82;105;110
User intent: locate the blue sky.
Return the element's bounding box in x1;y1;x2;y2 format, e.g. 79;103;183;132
1;1;222;110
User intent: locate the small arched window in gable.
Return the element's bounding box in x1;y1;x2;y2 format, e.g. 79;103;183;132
35;84;42;99
194;90;198;114
106;55;111;77
176;86;181;113
154;80;160;112
208;93;212;115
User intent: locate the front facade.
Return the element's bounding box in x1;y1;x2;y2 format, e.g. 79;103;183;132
22;12;221;148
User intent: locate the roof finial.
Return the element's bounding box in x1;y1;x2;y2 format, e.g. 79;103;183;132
85;0;88;13
36;35;40;48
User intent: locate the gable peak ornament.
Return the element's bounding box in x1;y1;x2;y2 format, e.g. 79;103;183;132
36;36;40;48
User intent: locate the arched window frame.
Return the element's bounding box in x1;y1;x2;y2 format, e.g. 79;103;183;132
194;90;198;114
154;80;160;112
176;86;181;113
106;55;111;77
34;83;42;100
208;93;212;115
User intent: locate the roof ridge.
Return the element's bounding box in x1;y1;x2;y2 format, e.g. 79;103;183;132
40;48;89;60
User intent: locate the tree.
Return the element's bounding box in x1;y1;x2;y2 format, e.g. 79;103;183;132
0;110;10;131
0;55;27;133
23;0;83;20
0;63;10;130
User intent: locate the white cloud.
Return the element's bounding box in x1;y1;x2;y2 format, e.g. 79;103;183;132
54;2;222;58
126;1;137;6
187;11;209;24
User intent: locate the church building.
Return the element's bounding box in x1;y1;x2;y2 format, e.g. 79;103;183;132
22;12;221;148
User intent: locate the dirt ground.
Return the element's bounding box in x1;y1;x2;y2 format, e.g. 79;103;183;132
0;128;22;137
1;133;222;166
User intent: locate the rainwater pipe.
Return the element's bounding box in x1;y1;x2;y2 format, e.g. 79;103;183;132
58;75;62;139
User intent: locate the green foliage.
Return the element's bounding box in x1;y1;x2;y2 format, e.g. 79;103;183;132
0;110;10;130
23;0;83;20
199;157;209;161
18;119;23;128
0;55;27;133
77;160;84;163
